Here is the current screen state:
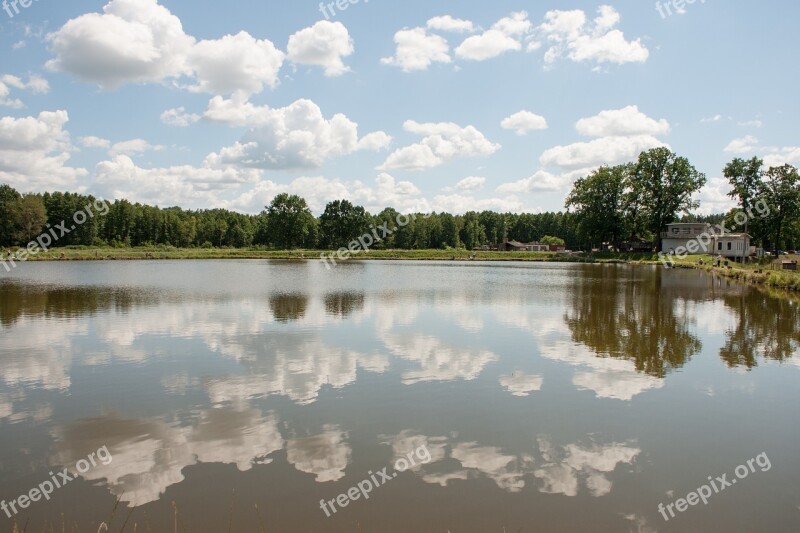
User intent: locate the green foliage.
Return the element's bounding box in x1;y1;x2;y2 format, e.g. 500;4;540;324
541;235;566;246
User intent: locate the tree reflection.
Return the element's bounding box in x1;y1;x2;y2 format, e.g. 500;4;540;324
719;290;800;369
0;282;159;326
269;293;308;323
564;266;702;378
323;291;365;318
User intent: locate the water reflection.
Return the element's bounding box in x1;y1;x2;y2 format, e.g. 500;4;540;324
269;293;309;323
0;263;798;531
324;292;365;318
719;290;800;368
382;430;640;496
564;267;702;378
52;407;284;506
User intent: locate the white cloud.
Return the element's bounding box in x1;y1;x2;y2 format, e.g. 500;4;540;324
160;107;200;127
356;131;393;151
538;6;649;68
540;135;666;170
496;169;579;193
455;12;532;61
188;31;284;95
0;74;49;108
109;138;164;157
701;114;723;123
501;110;548;135
738;119;763;128
287;21;354;77
79;135;111;149
451;176;486;192
430;193;524;214
763;147;800;168
46;0;286;96
46;0;195;89
0;110;87;191
381;27;451;72
724;135;759;154
380;120;500;171
206;97;390;169
696;177;737;216
576;105;670;137
93;154;262;208
427;15;475;33
721;136;800;167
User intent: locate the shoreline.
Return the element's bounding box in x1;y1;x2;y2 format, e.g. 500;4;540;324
4;247;798;293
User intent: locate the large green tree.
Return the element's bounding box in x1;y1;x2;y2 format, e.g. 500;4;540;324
319;200;371;248
14;194;47;244
630;148;706;248
758;165;800;250
0;184;21;247
265;193;316;249
565;164;630;248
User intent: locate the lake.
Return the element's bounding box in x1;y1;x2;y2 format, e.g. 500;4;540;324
0;260;798;532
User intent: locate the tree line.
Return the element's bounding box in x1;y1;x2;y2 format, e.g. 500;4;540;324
1;148;798;252
566;148;800;251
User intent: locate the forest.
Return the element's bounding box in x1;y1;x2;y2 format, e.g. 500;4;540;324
1;148;798;252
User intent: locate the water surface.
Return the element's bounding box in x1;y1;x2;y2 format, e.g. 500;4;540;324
0;261;798;532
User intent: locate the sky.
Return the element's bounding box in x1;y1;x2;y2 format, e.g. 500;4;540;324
0;0;797;215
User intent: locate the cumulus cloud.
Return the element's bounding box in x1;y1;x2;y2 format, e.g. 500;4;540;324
380;120;500;171
0;74;49;108
450;176;486;192
109;138;165;157
187;31;285;95
455;11;532;61
501;110;548;135
45;0;195;89
381;27;451;72
696;177;737;216
575;105;669;137
160;107;200;127
93;154;262;207
79;135;111;149
724;135;760;154
540;135;665;170
538;5;649;68
427;15;475;33
721;136;800;167
0;110;87;191
498;106;669;195
496;169;583;194
287;21;354;76
45;0;289;96
430;193;524;214
206;97;390;169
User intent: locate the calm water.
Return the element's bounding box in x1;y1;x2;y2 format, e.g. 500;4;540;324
0;261;798;532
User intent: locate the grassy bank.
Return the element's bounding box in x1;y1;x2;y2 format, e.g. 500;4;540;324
11;246;606;263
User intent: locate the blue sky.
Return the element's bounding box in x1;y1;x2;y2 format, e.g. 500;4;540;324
0;0;797;215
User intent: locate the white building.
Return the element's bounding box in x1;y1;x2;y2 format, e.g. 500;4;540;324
661;223;754;260
712;233;754;260
661;223;716;255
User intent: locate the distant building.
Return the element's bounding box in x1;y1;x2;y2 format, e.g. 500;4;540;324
661;223;717;255
492;239;550;252
712;233;753;259
661;223;754;259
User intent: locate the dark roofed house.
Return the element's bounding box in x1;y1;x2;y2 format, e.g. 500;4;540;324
497;239;550;252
